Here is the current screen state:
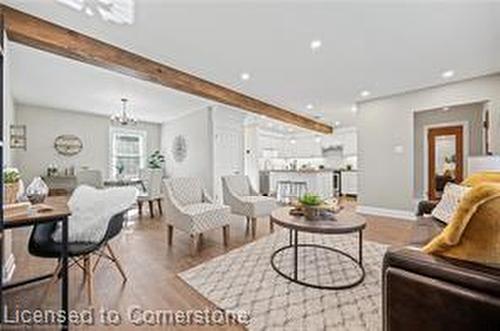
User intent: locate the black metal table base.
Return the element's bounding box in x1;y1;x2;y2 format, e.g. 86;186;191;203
270;229;365;290
2;273;55;291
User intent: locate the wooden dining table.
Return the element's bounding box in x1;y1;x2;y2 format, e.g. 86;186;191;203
1;196;71;330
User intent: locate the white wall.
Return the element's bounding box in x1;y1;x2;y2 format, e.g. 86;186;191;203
358;74;500;214
3;38;15;282
161;108;214;194
14;104;161;183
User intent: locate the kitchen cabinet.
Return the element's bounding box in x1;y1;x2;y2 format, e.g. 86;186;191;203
258;130;329;159
321;127;357;156
341;171;358;195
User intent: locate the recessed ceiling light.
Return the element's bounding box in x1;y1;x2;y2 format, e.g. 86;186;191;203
306;104;314;110
351;105;358;113
290;139;297;144
310;39;322;51
334;121;341;127
315;136;322;143
441;70;454;79
240;72;251;81
287;128;294;133
442;107;450;112
360;90;371;98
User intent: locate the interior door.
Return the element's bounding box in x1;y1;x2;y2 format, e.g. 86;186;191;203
214;125;244;201
428;125;464;200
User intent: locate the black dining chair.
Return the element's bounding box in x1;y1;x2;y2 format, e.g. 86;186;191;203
28;211;128;304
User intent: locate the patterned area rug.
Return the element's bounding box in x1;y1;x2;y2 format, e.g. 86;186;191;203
179;230;387;331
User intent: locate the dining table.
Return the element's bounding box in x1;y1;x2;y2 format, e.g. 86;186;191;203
1;196;71;330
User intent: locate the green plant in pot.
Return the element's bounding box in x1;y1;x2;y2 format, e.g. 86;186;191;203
148;150;165;169
3;167;21;205
299;193;323;220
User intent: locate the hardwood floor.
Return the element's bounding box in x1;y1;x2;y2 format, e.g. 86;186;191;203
2;199;413;330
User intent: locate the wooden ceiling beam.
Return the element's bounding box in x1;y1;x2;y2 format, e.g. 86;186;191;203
1;6;332;134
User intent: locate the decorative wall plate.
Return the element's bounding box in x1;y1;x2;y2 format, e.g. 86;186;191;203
172;135;187;163
54;134;83;156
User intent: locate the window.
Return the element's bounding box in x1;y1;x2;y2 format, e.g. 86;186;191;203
110;128;146;178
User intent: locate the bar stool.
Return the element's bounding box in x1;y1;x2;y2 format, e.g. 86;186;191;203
276;180;291;204
291;181;308;199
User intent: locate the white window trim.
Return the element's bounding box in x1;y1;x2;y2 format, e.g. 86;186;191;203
109;127;147;179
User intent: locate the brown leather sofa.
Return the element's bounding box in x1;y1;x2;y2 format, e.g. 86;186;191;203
382;201;500;331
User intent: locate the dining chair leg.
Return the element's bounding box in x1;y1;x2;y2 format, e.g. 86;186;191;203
47;260;63;288
245;216;250;234
251;217;257;239
270;218;274;233
191;234;201;255
85;255;93;305
106;243;127;282
148;200;154;218
83;255;90;281
222;225;229;246
157;199;163;215
92;252;103;272
138;201;143;217
167;224;173;245
39;261;63;306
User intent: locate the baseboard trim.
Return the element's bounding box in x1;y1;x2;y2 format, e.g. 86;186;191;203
2;254;16;283
356;205;416;221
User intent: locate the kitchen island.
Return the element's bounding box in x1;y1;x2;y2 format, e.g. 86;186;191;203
260;169;334;199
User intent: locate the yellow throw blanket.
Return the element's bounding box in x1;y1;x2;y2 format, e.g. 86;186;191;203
461;171;500;187
423;183;500;266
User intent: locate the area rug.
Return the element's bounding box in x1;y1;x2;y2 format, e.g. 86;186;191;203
179;230;387;331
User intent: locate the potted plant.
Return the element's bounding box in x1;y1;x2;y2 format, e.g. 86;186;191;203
3;167;21;205
147;150;165;169
299;193;323;220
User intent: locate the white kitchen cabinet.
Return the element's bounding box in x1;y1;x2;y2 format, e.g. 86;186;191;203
342;131;357;156
322;127;357;157
341;171;358;195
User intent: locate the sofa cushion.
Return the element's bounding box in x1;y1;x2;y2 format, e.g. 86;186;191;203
409;217;446;246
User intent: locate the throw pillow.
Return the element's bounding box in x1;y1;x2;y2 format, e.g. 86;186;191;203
431;183;471;224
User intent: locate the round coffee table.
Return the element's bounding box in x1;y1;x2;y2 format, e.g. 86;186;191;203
270;207;367;290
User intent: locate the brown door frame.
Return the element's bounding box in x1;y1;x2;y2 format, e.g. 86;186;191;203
427;125;464;200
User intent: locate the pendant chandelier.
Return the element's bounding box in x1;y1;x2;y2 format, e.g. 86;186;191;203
111;98;137;126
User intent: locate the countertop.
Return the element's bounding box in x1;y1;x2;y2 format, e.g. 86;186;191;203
260;169;334;173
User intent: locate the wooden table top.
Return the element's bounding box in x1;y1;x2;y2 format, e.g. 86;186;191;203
4;196;71;229
271;207;366;234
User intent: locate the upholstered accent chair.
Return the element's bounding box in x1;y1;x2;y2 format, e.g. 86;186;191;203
222;175;277;238
163;177;230;254
137;168;163;218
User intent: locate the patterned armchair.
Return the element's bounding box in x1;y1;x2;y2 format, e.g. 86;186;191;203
163;177;230;254
222;175;277;238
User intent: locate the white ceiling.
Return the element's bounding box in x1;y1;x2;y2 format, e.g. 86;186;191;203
9;42;209;123
5;0;500;127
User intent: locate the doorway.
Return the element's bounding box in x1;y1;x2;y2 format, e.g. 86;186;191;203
427;125;464;200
